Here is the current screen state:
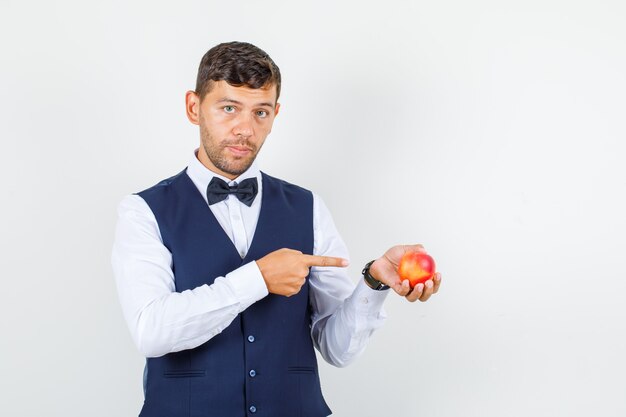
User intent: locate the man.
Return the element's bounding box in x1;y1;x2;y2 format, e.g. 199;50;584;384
112;41;441;417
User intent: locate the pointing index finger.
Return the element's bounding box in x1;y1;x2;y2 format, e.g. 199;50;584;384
302;254;349;268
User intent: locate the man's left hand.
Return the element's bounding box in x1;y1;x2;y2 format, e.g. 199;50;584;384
368;244;442;302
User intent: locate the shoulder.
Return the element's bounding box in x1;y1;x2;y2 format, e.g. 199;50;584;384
261;171;313;197
116;194;153;220
136;169;188;199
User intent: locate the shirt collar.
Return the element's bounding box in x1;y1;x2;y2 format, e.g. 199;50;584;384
186;149;262;201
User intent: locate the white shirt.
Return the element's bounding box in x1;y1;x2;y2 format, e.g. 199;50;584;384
112;152;388;367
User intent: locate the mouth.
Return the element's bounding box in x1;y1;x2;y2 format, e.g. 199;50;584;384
225;145;253;157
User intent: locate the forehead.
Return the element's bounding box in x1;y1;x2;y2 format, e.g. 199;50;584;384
204;80;277;106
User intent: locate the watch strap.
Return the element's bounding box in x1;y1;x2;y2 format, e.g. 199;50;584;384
362;260;390;291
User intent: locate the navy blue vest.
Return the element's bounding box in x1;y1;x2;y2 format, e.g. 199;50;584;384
136;170;331;417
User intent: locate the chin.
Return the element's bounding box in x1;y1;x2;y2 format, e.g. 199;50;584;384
223;161;254;176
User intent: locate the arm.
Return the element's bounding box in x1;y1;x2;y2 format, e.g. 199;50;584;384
308;196;442;367
111;195;268;358
308;195;389;368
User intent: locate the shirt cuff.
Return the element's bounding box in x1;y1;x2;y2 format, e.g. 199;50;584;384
224;261;269;312
352;279;390;316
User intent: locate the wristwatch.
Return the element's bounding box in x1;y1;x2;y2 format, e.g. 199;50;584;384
362;260;390;291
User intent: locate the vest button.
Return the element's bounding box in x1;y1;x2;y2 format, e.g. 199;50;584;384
247;335;255;343
249;405;257;413
249;369;256;377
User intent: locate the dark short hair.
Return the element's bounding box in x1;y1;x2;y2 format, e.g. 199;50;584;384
195;41;281;101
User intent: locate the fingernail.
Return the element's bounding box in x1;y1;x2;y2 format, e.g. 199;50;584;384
426;280;433;288
416;283;424;292
342;259;350;267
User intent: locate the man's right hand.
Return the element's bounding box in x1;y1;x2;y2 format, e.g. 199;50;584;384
256;248;349;296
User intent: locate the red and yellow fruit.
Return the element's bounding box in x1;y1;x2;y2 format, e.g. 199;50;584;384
398;252;436;288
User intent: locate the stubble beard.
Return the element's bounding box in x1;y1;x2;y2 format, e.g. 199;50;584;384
200;122;259;177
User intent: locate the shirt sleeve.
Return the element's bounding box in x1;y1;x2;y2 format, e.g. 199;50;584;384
309;194;389;368
111;194;268;358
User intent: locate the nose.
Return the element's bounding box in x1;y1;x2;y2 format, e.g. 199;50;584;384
232;113;254;139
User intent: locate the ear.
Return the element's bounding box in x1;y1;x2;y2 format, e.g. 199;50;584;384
274;102;281;117
185;90;200;125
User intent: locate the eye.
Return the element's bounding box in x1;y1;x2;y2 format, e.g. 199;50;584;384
223;106;235;113
256;110;268;118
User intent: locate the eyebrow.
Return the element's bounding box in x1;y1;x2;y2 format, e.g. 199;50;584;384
217;97;275;109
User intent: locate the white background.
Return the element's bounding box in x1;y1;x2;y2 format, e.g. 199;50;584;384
1;0;625;416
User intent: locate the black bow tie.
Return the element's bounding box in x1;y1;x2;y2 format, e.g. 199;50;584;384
206;177;258;207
